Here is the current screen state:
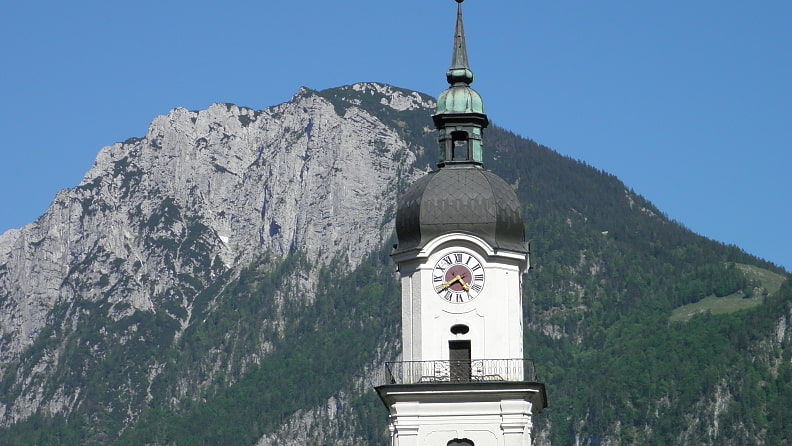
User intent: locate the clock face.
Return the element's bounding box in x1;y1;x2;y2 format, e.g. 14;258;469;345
432;251;485;303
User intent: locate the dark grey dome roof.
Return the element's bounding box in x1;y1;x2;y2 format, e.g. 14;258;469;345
394;167;526;254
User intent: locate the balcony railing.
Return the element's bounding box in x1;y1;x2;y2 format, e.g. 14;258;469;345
380;359;536;385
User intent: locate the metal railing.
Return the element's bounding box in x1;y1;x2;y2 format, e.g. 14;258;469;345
380;359;536;385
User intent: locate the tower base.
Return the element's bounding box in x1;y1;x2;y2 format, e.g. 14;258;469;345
376;382;547;446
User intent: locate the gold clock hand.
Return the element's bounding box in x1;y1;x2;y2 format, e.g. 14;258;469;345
438;275;463;292
438;278;455;291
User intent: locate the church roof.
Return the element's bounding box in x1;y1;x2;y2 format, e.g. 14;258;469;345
394;166;526;255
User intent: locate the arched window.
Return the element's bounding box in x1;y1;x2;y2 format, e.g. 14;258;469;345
451;131;469;161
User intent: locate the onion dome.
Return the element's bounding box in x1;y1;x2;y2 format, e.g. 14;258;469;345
436;85;484;115
394;167;526;254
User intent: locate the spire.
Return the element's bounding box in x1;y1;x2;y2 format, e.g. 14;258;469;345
433;0;488;168
447;0;474;86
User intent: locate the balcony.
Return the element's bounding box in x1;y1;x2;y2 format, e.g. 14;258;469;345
381;359;537;385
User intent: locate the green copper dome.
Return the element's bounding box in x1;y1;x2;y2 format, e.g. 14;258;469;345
436;85;485;115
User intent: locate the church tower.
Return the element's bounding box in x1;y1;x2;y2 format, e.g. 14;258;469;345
376;1;547;445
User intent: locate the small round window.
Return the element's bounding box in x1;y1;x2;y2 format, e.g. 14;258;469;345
450;324;470;335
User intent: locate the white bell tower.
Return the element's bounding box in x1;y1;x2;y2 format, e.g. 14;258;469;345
376;1;547;445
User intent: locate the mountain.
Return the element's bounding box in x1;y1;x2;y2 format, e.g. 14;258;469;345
0;82;789;445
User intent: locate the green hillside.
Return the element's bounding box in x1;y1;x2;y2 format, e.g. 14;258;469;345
670;263;785;322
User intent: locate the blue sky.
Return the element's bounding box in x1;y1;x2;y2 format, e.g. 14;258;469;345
1;1;790;271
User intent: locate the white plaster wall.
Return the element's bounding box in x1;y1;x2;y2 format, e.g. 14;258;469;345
385;394;538;446
397;233;528;379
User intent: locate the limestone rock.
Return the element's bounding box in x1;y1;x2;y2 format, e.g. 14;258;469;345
0;83;433;425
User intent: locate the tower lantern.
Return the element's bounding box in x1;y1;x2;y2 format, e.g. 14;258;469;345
434;0;488;167
376;1;547;445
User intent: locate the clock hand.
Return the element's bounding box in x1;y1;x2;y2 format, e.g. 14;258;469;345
458;277;471;291
437;275;463;292
437;277;456;291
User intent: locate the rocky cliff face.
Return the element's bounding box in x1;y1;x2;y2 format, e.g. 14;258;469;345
0;83;431;428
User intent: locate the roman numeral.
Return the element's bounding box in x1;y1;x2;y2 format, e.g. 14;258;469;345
472;284;483;292
454;253;463;263
444;291;453;301
474;274;484;281
442;255;452;266
433;275;443;282
471;264;482;272
455;293;464;302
